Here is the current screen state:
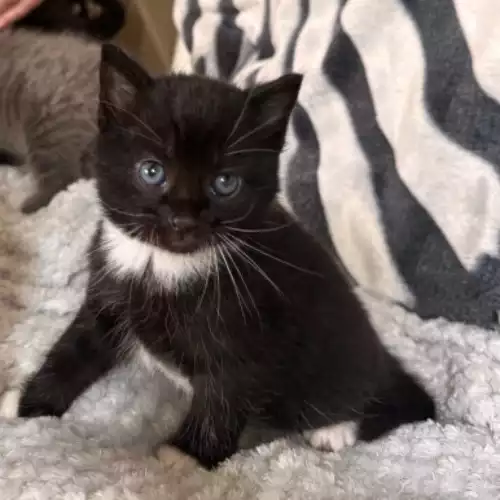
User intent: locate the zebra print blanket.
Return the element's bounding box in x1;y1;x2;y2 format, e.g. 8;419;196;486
172;0;500;329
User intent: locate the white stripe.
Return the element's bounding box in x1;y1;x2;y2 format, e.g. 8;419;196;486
281;0;412;303
454;0;500;102
343;0;500;269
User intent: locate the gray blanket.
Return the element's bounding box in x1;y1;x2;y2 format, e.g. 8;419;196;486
1;171;499;499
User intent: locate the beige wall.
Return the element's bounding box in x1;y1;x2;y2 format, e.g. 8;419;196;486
117;0;177;74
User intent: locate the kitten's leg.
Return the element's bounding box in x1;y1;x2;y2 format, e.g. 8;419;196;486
358;357;435;442
291;397;361;453
0;389;22;419
18;298;121;418
161;374;248;469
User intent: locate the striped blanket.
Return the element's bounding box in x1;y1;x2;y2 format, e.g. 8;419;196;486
172;0;500;328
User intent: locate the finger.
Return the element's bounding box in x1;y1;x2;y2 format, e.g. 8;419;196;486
0;0;19;18
0;0;42;28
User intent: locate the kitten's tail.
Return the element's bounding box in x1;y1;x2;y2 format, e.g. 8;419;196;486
358;355;436;442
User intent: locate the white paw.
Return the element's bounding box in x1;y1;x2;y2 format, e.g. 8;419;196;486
304;421;358;452
156;446;199;470
0;389;21;419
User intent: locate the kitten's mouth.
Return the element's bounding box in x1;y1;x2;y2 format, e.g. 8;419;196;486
165;231;211;254
168;239;205;254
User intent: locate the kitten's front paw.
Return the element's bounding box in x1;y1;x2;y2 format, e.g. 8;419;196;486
17;389;66;419
304;421;358;452
21;192;53;214
167;433;235;470
156;445;200;471
0;389;21;419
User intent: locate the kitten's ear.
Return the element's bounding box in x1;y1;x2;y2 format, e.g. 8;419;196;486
99;43;153;130
249;73;303;143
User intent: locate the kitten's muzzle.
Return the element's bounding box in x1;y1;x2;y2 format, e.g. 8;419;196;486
169;214;198;234
166;214;208;253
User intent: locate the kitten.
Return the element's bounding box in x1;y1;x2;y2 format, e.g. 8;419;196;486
15;44;435;469
13;0;125;41
0;28;101;213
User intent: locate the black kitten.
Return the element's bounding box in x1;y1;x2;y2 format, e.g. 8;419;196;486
13;0;125;41
17;44;435;469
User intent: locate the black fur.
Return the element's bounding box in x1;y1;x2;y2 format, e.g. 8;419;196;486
13;0;125;41
0;149;22;166
19;44;435;469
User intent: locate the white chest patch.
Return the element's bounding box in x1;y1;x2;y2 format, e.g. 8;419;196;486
135;344;193;395
101;219;214;289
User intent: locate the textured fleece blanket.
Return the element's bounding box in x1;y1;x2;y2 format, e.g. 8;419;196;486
0;171;499;499
172;0;500;328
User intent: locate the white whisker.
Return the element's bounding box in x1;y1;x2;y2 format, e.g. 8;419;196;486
230;234;321;277
227;114;280;151
101;99;162;143
225;86;254;146
224;203;255;225
223;235;284;297
225;222;293;234
196;248;213;312
218;245;249;322
213;248;223;326
220;235;260;322
100;201;154;220
225;148;279;157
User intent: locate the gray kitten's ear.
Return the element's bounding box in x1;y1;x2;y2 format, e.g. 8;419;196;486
99;43;153;130
248;73;303;143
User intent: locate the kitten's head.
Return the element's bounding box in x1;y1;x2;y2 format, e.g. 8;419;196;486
96;44;302;254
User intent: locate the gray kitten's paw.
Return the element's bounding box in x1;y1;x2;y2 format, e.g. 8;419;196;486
0;389;21;418
21;192;54;214
156;445;200;471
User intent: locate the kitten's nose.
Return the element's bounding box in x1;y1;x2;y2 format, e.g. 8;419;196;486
169;214;198;233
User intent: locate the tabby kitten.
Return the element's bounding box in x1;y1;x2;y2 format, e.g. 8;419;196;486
16;44;435;469
0;28;100;213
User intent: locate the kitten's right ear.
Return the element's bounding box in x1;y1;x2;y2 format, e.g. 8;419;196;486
99;43;153;130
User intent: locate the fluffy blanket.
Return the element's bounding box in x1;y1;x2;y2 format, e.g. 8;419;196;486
0;171;499;499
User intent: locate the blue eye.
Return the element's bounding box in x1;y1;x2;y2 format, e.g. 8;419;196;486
211;173;242;198
137;160;166;186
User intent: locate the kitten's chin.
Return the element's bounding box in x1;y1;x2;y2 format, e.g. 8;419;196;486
155;227;212;254
166;238;209;255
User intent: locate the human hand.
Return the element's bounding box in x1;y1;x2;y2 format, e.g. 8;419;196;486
0;0;42;29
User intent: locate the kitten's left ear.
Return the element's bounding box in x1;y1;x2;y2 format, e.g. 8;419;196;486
99;43;153;130
250;73;303;143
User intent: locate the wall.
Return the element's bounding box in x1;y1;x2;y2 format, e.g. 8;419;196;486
117;0;176;74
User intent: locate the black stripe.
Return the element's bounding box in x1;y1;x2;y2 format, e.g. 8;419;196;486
240;0;274;87
402;0;500;169
281;0;331;249
257;0;275;61
401;0;500;324
216;0;244;80
322;21;495;326
194;56;206;75
286;105;332;250
183;0;201;52
284;0;309;71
